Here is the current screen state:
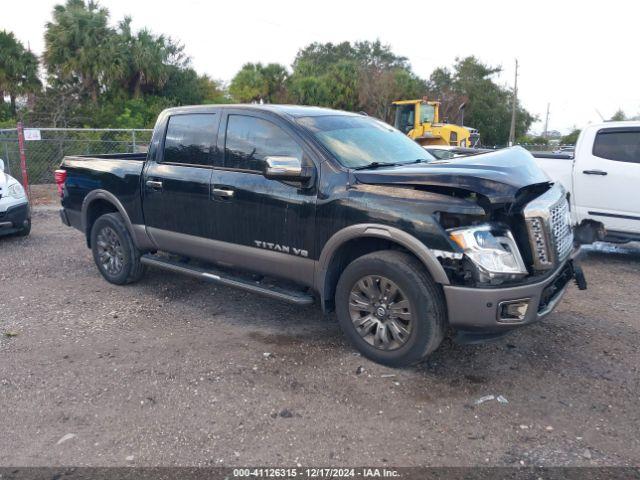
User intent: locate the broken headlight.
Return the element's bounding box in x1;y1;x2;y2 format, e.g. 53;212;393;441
448;224;528;282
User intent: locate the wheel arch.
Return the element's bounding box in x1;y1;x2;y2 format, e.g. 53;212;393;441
81;190;135;248
315;224;450;313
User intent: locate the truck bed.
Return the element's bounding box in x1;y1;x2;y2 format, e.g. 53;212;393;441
60;153;147;229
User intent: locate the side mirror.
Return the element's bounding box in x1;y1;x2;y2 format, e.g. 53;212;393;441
263;156;310;181
0;159;4;172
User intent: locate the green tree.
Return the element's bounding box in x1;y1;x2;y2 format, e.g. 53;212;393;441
31;0;229;127
288;40;426;117
359;68;427;120
609;109;626;121
292;42;357;77
260;63;289;103
427;57;534;145
325;60;360;111
197;75;229;104
160;66;226;105
288;76;328;106
44;0;120;103
229;63;266;102
0;31;41;115
229;62;288;103
116;17;185;98
561;129;580;144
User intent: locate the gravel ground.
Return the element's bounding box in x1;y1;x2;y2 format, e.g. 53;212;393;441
0;207;639;467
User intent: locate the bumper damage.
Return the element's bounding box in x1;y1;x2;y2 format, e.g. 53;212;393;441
444;252;586;340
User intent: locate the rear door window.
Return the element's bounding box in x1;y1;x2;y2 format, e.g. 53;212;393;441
224;115;302;172
163;114;218;166
593;129;640;164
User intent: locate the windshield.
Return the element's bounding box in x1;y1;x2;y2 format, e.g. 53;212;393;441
421;103;435;123
297;115;435;169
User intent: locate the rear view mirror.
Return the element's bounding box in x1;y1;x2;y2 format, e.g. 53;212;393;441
264;156;310;181
0;159;4;172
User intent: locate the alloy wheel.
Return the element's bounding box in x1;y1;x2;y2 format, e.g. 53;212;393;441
348;275;413;351
96;226;124;276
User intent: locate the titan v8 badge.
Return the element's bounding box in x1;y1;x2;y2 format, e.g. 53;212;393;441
254;240;309;257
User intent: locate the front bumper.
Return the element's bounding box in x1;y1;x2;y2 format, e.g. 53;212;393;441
0;202;30;235
443;254;582;333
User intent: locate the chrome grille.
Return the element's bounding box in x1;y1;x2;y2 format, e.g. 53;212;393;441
550;197;573;262
523;184;573;270
527;217;549;265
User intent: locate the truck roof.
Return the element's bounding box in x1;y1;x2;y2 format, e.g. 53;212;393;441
161;104;359;118
582;120;640;131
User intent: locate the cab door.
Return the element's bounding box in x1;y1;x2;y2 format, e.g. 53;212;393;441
573;126;640;236
207;109;318;285
142;112;221;247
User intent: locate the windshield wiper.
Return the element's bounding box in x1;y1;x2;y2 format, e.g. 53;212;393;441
353;159;426;170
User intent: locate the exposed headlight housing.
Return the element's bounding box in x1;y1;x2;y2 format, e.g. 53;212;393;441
7;182;26;199
448;223;528;283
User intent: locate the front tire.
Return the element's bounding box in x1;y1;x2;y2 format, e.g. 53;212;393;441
90;212;145;285
335;251;446;367
16;218;31;237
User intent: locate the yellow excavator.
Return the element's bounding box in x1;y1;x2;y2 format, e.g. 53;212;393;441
391;98;478;147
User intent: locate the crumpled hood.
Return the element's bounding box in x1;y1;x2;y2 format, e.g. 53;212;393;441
353;146;551;204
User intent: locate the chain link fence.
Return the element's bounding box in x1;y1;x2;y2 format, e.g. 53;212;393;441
0;127;153;186
0;129;19;179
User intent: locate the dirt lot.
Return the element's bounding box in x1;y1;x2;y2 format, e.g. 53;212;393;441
0;207;639;467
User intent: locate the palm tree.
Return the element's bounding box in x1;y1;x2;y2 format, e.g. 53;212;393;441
261;63;289;103
117;17;184;98
0;30;41;115
43;0;119;103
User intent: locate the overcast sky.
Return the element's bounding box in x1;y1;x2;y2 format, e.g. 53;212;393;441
3;0;638;133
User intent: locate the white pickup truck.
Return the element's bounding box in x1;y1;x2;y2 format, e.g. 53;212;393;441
532;121;640;244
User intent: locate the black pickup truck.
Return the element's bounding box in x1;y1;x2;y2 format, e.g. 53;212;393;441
57;105;586;366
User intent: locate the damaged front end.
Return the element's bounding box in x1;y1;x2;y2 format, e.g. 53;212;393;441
430;182;586;339
352;146;573;287
352;147;586;337
433;183;576;288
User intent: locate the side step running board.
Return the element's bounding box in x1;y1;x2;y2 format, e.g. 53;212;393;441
140;254;314;306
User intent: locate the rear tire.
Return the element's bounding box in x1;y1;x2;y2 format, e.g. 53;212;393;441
335;250;446;367
90;212;145;285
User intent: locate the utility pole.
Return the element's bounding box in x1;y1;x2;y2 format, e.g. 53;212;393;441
543;103;550;138
508;59;518;146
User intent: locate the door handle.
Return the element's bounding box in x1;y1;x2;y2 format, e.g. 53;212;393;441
582;170;608;176
146;179;163;189
211;187;235;199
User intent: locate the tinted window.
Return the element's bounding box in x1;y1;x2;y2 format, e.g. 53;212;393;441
225;115;302;171
297;115;434;168
394;105;414;134
593;129;640;164
163;114;218;166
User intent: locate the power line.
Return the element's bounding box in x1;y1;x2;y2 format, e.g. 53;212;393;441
543;103;550;138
